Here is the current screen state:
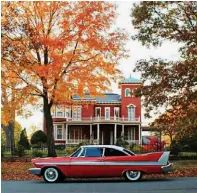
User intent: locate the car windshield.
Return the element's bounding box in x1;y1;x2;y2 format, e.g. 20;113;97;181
70;148;82;157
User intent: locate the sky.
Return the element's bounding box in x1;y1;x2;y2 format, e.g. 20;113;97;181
16;1;181;135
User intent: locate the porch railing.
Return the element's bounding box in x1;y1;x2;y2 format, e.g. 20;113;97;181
66;139;99;144
125;140;139;145
66;116;140;122
65;139;139;145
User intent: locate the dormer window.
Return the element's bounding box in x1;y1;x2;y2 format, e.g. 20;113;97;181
125;88;131;97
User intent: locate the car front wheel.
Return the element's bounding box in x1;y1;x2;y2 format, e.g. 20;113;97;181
125;170;142;181
43;167;60;183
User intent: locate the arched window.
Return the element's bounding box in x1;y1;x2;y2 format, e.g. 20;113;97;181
125;88;131;97
127;104;135;121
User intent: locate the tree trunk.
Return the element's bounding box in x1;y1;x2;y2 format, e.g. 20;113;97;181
1;122;15;154
43;97;57;157
10;120;15;156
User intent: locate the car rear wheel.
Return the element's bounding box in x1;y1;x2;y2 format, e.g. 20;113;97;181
43;167;60;183
125;170;142;181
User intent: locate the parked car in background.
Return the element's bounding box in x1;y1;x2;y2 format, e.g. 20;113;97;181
29;145;173;183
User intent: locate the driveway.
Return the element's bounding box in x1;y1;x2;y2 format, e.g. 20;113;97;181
2;177;197;193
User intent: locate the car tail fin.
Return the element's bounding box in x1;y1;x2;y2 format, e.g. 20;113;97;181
158;151;170;165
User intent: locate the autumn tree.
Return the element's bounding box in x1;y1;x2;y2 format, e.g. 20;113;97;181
131;2;197;135
1;64;35;154
151;111;177;145
2;2;128;156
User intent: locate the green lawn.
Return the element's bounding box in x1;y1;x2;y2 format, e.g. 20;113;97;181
180;152;197;156
173;160;197;170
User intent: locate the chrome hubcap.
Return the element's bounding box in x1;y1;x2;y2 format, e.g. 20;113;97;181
126;170;141;181
44;168;58;182
128;171;138;178
47;170;56;179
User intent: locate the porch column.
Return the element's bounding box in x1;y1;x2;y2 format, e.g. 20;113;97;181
97;124;100;144
114;124;117;144
138;125;141;144
121;124;124;138
65;124;68;144
90;124;92;144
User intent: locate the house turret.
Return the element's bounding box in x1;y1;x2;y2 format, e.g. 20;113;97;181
118;77;142;121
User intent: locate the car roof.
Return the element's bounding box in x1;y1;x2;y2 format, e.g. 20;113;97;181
81;145;124;151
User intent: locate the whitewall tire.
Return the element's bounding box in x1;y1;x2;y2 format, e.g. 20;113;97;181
43;168;60;183
125;170;142;181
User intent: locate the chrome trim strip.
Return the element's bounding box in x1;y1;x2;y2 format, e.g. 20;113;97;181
36;161;163;166
29;168;41;175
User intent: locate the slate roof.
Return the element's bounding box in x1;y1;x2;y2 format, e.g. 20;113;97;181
73;93;121;103
119;77;142;84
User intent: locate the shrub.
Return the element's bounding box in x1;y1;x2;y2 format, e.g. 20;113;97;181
65;147;78;155
55;144;66;150
170;140;181;156
78;141;90;147
115;138;129;148
32;150;44;158
14;145;26;157
131;144;142;153
31;130;47;148
142;136;165;152
179;132;197;153
1;145;5;157
18;128;30;150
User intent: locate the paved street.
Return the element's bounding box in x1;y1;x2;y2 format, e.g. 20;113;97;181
2;177;197;193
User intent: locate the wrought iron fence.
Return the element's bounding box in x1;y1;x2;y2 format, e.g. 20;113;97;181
2;142;197;158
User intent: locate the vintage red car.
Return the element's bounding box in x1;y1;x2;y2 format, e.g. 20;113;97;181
29;145;173;183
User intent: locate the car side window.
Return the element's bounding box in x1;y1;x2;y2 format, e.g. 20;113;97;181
85;148;103;157
104;148;128;157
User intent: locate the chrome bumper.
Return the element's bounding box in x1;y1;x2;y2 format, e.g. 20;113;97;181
29;168;41;175
161;163;173;174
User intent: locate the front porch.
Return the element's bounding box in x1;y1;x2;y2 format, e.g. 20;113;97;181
54;123;141;145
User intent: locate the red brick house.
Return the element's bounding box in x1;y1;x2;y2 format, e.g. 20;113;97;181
44;77;142;146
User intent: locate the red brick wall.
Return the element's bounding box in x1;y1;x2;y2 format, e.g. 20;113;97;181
120;84;141;120
81;104;94;118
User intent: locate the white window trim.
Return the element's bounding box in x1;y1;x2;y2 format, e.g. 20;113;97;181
56;106;65;118
72;106;82;120
65;108;71;119
127;104;136;121
95;107;101;117
114;107;119;120
127;104;136;107
125;88;131;97
105;107;110;120
55;124;64;140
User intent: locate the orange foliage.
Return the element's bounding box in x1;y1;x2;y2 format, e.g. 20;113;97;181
2;1;128;107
